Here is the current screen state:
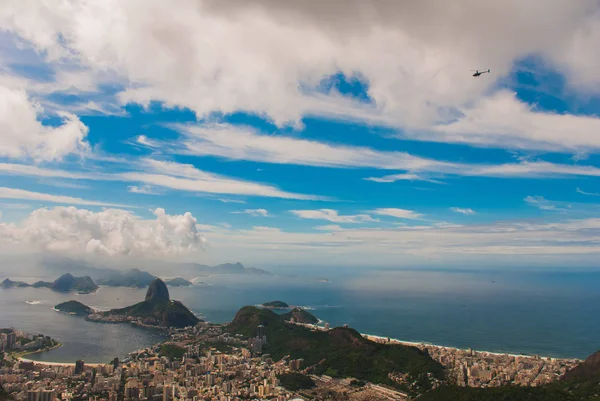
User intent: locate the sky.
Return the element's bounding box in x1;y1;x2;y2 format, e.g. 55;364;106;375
3;0;600;269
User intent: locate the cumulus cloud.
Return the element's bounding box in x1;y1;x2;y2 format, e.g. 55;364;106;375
0;206;205;257
232;209;269;217
291;209;378;223
0;86;89;161
3;0;600;152
371;208;423;220
450;207;476;215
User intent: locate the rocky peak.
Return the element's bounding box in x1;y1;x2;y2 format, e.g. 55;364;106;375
145;278;170;304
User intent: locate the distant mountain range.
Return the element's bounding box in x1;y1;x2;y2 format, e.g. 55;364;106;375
183;262;272;277
1;274;98;294
96;268;157;288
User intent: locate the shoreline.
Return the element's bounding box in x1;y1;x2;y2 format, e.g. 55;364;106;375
360;333;580;362
9;341;63;361
18;357;106;367
291;322;581;362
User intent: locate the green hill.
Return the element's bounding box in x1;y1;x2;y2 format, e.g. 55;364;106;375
55;301;94;315
227;306;444;392
262;300;289;309
281;307;319;324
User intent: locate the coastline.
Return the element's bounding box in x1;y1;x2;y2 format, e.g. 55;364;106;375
290;321;581;362
360;333;580;361
9;341;63;361
18;357;105;367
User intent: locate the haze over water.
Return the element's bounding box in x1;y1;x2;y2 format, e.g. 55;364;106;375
2;268;600;363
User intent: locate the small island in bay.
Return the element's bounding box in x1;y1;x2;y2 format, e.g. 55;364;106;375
54;301;94;316
60;278;201;329
261;300;289;309
165;277;193;287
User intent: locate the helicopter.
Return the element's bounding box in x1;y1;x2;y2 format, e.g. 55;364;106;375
471;69;490;77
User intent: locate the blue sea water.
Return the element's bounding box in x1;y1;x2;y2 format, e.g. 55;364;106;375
1;268;600;362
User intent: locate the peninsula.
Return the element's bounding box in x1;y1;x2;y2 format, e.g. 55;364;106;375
58;278;201;329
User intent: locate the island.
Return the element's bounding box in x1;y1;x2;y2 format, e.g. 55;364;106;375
0;279;30;289
165;277;193;287
84;279;201;328
54;301;94;316
50;274;98;294
261;300;289;309
1;274;98;294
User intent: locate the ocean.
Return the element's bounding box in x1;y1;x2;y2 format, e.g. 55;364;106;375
1;268;600;363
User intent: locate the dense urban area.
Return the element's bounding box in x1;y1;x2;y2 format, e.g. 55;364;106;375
0;317;584;401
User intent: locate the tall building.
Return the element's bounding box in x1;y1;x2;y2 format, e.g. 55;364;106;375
6;331;16;350
256;325;265;339
75;360;85;375
324;323;330;331
112;357;120;369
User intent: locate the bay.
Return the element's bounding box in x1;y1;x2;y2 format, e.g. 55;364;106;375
2;269;600;362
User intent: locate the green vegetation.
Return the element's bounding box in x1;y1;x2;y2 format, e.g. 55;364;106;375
278;373;316;391
227;306;444;391
262;300;289;308
55;300;94;315
281;307;319;324
159;344;186;360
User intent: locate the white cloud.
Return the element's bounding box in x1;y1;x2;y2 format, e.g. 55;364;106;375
577;187;600;197
364;173;443;184
232;209;269;217
0;85;89;161
315;224;343;231
177;123;448;171
371;208;423;220
0;187;129;208
525;196;571;212
122;159;325;200
216;198;247;204
3;0;600;153
450;207;476;215
0;206;204;257
291;209;378;223
128;185;159;195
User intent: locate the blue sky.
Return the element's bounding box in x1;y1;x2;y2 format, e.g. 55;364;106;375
3;1;600;268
